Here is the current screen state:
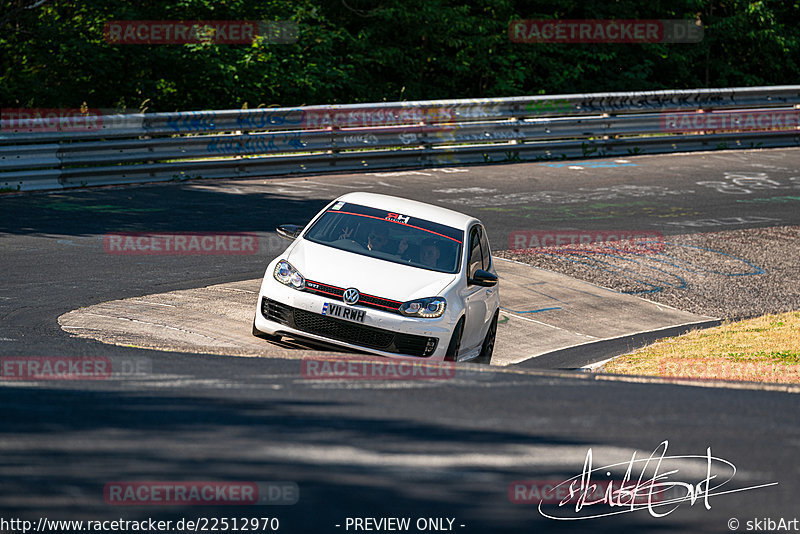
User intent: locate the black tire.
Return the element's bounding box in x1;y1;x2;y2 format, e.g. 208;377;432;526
444;317;465;362
252;319;282;342
474;310;498;365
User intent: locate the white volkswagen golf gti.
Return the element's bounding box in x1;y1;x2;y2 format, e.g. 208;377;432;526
252;192;500;363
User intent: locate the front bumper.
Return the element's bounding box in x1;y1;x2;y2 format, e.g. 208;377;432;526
254;279;455;361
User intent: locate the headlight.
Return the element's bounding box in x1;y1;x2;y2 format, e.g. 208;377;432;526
399;297;446;318
273;259;305;290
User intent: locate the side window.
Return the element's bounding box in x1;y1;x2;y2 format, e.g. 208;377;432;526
468;226;483;279
478;225;492;271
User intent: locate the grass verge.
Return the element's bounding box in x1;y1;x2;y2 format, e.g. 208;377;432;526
600;311;800;384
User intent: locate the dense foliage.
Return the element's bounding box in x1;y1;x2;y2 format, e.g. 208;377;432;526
2;0;799;111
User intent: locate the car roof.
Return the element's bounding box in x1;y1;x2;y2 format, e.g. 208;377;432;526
333;192;478;230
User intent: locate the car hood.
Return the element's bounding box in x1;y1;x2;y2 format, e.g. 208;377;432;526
287;239;457;301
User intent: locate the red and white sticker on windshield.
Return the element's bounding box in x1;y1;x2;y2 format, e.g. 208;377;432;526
385;212;410;224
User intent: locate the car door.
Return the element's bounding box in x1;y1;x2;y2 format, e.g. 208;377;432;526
460;224;493;353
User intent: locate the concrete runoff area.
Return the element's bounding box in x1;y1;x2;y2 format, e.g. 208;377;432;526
58;258;713;367
492;259;714;365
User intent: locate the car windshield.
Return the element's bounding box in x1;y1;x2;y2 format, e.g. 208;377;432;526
303;202;464;274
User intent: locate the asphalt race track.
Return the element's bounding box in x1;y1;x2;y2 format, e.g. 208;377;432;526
55;259;713;367
2;148;800;533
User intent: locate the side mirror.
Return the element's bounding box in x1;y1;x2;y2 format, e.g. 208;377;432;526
469;269;498;287
277;224;303;241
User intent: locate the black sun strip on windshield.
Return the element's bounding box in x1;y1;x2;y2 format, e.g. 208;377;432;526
327;209;463;244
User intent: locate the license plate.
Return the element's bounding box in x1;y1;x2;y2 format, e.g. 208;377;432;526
322;302;366;323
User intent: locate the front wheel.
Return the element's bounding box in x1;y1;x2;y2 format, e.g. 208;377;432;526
474;310;498;365
444;317;465;362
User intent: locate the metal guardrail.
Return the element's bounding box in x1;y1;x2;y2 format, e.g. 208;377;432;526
2;85;800;191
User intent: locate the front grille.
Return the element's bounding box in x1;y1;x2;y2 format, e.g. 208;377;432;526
294;308;394;349
261;298;436;357
356;293;402;312
304;280;344;299
304;279;402;314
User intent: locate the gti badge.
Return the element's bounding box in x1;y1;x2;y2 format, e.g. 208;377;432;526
343;288;360;305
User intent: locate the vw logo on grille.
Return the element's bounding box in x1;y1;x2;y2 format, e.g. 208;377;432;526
343;288;360;305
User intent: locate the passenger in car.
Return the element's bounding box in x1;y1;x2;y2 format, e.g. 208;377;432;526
419;238;441;268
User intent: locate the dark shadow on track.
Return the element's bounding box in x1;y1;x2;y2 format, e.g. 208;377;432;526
0;385;681;533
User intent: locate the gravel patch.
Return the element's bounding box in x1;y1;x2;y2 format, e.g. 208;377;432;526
495;225;800;319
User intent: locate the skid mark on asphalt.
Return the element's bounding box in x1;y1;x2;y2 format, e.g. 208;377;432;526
519;284;573;305
500;306;562;314
500;311;596;339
